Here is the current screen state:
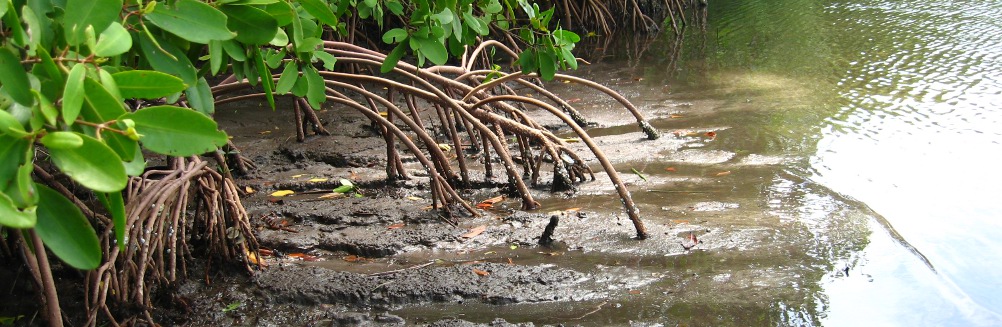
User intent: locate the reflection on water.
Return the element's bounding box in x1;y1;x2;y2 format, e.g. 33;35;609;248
563;0;1002;325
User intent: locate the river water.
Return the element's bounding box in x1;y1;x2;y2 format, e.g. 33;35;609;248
545;0;1002;325
390;0;1002;325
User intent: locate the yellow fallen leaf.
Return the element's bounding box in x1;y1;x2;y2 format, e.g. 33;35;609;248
318;193;345;199
270;190;295;197
379;111;388;117
245;186;255;194
461;225;486;238
258;130;272;135
291;174;304;178
406;196;422;201
715;171;732;177
308;178;328;183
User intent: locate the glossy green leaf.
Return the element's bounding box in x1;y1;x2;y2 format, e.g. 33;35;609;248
62;63;87;125
113;70;187;99
185;77;215;116
21;6;43;52
41;131;84;149
96;191;126;250
415;37;448;66
63;0;123;46
275;61;299;94
93;22;132;57
97;69;123;102
145;0;235;43
34;184;101;270
126;105;228;156
78;78;137;161
560;48;578;70
382;28;407;44
221;39;247;62
209;40;224;75
48;133;127;192
381;42;407;73
253;49;276;110
138;35;198;85
537;50;556;80
0;191;35;228
122;146;146;176
0;109;25;135
518;49;537;75
1;2;26;46
0;48;34;107
304;65;325;109
298;0;339;28
0;135;28;186
220;5;278;45
313;50;336;70
33;91;58;126
269;28;290;47
263;1;296;26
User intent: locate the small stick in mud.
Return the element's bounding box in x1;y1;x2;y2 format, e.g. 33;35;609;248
539;215;560;246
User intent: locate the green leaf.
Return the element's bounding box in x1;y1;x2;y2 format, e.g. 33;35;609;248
313;50;336;70
518;49;537;74
62;63;87;125
1;2;27;46
122;146;146;176
220;5;278;45
33;90;58;126
304;65;325;109
298;0;339;28
537;50;555;80
0;135;29;186
431;8;453;24
0;48;34;107
97;69;123;102
34;184;102;270
253;50;276;110
560;48;577;70
185;77;215;116
22;6;44;52
93;22;132;57
209;40;224;75
0;109;25;135
269;28;290;47
415;37;448;66
553;29;580;46
63;0;123;46
462;11;489;35
381;42;407;73
48;133;127;193
382;28;408;44
113;70;187;99
145;0;235;43
138;35;198;85
96;191;126;250
126;106;228;156
41;131;84;149
221;39;248;62
263;1;296;26
78;78;137;161
0;191;35;228
275;61;299;94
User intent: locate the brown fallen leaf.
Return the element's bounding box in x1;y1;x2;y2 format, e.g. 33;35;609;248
387;223;405;229
318;193;346;199
461;225;487;238
567;98;582;103
715;171;732;177
705;131;717;138
473;269;490;276
476;195;505;209
629;290;642;295
664;167;677;172
245;249;267;266
670;114;684;119
343;255;366;262
564;207;581;212
287;253;320;261
259;248;274;256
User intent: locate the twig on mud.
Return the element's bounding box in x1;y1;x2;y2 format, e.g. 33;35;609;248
368;261;436;276
572;301;608;320
437;214;459;227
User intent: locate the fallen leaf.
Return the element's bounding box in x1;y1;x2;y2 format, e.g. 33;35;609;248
670;114;684;119
343;255;365;262
564;207;581;212
245;249;267;266
509;244;518;250
387;223;405;229
287;253;320;261
631;168;648;181
258;130;271;135
705;131;717;138
715;171;731;177
567;98;581;103
270;190;295;197
379;111;388;117
318;193;346;199
689;232;699;244
308;178;328;183
664;167;677;172
671;219;690;224
483;251;496;255
476;196;504;209
291;174;304;178
560;137;580;143
633;77;644;81
406;196;422;201
629;290;642;295
473;269;490;276
461;225;486;238
222;301;241;312
259;248;274;256
245;186;255;193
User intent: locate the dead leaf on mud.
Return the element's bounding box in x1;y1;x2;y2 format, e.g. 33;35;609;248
387;223;405;229
564;207;581;212
567;97;581;103
406;196;422;201
245;249;267;266
291;174;304;178
705;131;717;138
715;171;732;177
473;269;490;276
629;290;642;295
461;225;486;238
476;196;505;209
244;186;255;194
307;178;328;183
270;190;295;197
538;251;563;256
287;253;321;261
317;193;346;199
258;130;271;135
670;114;684;119
343;255;366;263
671;219;690;224
664;167;677;172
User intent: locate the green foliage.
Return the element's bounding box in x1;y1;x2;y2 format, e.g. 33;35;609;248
0;0;577;270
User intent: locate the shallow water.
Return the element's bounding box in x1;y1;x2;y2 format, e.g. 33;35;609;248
396;0;1002;325
577;0;1002;324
